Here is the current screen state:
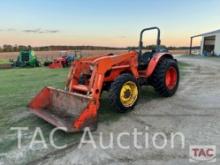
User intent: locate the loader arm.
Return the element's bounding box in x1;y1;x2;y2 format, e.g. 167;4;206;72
89;51;138;98
67;51;138;100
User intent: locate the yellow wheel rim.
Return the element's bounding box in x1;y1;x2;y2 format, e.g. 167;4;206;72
120;81;138;107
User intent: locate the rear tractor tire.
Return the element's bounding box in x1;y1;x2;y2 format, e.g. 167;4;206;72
151;58;179;97
109;73;139;113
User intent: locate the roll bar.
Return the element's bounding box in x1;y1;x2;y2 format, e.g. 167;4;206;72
139;27;161;55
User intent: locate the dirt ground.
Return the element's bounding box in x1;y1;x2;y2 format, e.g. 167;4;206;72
0;49;188;60
1;55;220;165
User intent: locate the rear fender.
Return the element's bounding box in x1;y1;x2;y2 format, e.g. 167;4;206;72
146;53;173;77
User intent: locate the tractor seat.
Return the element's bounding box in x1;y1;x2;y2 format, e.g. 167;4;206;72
138;52;154;70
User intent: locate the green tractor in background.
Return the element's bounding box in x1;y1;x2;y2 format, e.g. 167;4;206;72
15;50;40;67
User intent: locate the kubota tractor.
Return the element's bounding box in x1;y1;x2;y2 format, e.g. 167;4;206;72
46;51;79;69
28;27;179;132
47;56;69;69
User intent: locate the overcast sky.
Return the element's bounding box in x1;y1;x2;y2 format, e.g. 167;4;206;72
0;0;220;47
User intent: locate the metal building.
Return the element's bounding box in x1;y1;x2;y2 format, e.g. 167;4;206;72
190;29;220;56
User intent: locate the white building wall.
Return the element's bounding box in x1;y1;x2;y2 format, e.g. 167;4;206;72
214;33;220;56
200;32;220;56
200;37;204;55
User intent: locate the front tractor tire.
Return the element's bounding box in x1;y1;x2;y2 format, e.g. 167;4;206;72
151;58;179;97
109;74;139;113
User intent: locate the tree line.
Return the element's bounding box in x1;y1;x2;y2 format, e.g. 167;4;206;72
0;45;125;52
0;44;200;53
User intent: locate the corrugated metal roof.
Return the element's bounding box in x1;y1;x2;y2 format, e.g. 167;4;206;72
191;29;220;38
201;29;220;36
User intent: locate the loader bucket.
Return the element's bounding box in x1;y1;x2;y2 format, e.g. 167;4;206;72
28;87;98;132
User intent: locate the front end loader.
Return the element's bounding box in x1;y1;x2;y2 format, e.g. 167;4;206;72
28;27;179;132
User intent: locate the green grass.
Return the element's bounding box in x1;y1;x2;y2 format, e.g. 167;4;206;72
0;62;189;164
0;67;78;164
0;59;11;64
178;61;191;77
178;61;191;69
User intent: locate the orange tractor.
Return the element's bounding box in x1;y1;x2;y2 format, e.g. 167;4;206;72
47;53;76;69
28;27;179;132
47;56;67;69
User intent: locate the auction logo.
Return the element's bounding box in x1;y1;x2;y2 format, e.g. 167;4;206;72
189;145;216;163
